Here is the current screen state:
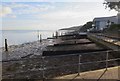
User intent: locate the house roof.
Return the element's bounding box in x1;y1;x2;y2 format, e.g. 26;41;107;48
93;16;117;23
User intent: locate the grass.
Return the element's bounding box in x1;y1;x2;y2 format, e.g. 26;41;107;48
104;24;120;32
103;24;120;37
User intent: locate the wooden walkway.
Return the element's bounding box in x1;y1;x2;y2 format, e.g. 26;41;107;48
54;66;120;80
88;34;120;50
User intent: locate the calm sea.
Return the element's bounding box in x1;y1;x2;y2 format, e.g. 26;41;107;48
0;30;55;47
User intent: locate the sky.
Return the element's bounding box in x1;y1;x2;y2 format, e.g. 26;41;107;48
0;0;118;30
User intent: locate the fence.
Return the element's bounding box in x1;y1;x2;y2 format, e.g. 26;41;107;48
41;50;120;80
2;50;120;80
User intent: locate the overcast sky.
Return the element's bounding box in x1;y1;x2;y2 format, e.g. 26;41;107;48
0;0;118;30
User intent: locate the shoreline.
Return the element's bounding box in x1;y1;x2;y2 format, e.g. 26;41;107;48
0;39;48;48
0;39;52;62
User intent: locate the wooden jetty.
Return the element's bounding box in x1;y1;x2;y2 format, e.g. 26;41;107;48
53;41;94;46
43;33;112;56
88;33;120;50
58;34;87;40
42;49;109;56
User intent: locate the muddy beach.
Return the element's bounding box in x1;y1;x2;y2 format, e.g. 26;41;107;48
1;38;118;80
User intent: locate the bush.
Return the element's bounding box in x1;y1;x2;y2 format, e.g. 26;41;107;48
103;24;120;32
108;24;120;31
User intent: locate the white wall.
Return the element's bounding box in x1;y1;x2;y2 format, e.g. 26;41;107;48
99;21;106;30
118;12;120;24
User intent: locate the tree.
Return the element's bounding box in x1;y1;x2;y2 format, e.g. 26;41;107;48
104;0;120;11
79;22;93;32
104;0;120;23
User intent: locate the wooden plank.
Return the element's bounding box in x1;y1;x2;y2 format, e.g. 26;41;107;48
88;34;120;50
42;49;109;56
59;34;87;40
53;41;94;47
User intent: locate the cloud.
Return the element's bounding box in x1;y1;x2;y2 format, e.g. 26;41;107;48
38;2;117;21
37;2;101;20
40;11;81;20
9;14;17;18
2;0;104;2
9;3;30;8
0;6;13;17
5;3;55;15
105;0;120;2
40;10;99;20
1;3;55;18
1;2;117;30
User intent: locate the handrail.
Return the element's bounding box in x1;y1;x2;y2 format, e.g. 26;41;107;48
43;58;120;70
2;50;119;80
42;50;120;80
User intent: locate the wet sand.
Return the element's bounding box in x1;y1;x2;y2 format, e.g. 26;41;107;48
2;39;52;79
1;39;52;61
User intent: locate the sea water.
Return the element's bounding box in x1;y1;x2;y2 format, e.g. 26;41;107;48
0;30;54;47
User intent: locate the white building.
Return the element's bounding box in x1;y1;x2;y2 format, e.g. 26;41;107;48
118;13;120;24
93;16;118;31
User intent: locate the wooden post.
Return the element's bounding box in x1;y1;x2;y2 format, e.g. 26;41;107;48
56;31;58;39
106;51;109;70
40;34;42;43
78;55;81;76
42;57;45;81
37;30;39;41
52;33;54;38
5;39;8;51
